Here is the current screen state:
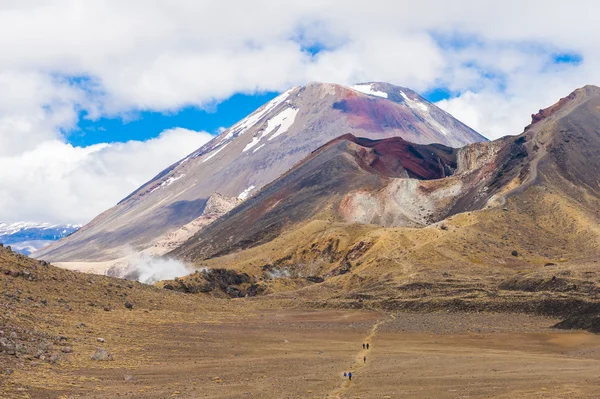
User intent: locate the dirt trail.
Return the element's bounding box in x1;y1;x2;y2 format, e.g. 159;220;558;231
498;133;547;206
329;314;393;398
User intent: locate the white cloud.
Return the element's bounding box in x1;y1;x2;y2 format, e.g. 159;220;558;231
0;128;212;224
0;0;599;223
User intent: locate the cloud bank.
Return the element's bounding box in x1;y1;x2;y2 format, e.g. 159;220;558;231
0;0;598;223
0;128;212;224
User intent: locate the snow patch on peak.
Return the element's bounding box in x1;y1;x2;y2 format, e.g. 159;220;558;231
238;185;256;200
150;174;186;193
226;87;295;140
243;106;299;152
202;143;229;163
352;84;388;98
400;90;429;112
400;90;448;136
267;107;299;141
163;174;185;187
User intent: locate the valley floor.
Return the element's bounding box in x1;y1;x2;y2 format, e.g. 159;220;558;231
3;306;600;399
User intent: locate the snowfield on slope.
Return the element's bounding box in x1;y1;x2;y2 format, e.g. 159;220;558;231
243;107;299;152
352;83;389;98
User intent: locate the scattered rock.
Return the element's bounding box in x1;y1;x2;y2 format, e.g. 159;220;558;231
123;374;135;381
103;305;111;312
76;322;87;328
15;343;27;354
61;346;73;354
97;338;105;343
49;353;60;364
4;341;16;355
544;262;556;266
9;332;17;340
511;250;519;257
38;340;53;352
124;301;134;310
90;348;113;361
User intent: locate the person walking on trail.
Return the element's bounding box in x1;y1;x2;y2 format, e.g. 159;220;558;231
362;343;365;349
364;355;366;363
366;343;370;350
348;372;352;381
344;372;347;377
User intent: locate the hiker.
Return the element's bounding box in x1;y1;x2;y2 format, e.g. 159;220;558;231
348;372;352;381
366;343;369;350
343;372;347;377
362;343;365;349
364;355;366;363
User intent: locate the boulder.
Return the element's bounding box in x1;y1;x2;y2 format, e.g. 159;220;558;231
90;348;113;361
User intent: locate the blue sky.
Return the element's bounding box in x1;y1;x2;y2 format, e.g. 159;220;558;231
67;92;280;146
67;88;457;146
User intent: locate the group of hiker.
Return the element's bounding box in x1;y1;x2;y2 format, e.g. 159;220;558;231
343;342;371;381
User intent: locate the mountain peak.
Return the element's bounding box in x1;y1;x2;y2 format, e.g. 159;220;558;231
530;84;600;126
37;80;485;267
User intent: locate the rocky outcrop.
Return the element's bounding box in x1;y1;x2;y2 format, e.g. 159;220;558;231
160;268;264;298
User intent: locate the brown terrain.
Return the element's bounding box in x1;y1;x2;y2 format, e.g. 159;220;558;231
2;86;600;398
3;246;600;399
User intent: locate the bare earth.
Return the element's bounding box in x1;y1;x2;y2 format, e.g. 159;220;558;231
5;307;600;399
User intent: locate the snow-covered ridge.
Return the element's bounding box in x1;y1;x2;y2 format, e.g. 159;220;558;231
0;221;80;255
150;173;186;193
190;87;299;162
352;83;389;98
400;90;429;112
227;88;295;137
0;221;80;236
243;106;299;152
399;90;448;136
202;142;229;163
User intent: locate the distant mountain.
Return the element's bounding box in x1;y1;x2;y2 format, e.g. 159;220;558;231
36;81;486;268
0;222;80;255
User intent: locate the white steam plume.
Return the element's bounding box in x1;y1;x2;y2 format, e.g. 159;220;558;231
132;256;191;284
106;249;193;284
